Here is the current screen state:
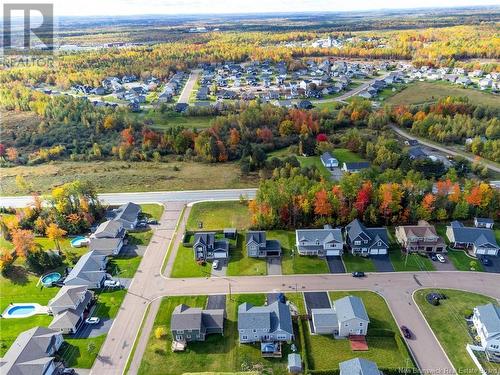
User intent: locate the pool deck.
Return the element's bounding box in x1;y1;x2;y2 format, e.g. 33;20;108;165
2;303;49;319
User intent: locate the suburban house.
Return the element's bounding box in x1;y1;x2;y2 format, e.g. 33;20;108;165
320;152;339;169
48;285;94;334
89;220;126;256
193;232;230;261
171;304;225;342
472;303;500;362
345;219;389;255
110;202;141;229
339;358;381;375
311;295;369;337
238;301;294;343
395;220;446;253
407;147;428;160
295;225;344;256
342;162;370;173
475;218;494;229
0;327;64;375
64;250;108;288
246;231;281;258
446;221;499;256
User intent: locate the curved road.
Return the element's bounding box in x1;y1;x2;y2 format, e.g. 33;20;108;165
89;201;500;375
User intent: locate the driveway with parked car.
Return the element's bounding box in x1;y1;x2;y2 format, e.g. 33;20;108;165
430;253;456;271
480;256;500;273
326;256;345;273
211;259;227;277
371;255;394;272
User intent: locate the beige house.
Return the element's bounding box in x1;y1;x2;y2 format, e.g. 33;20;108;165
395;220;446;253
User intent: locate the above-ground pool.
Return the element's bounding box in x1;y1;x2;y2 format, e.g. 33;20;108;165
71;236;89;248
2;303;48;319
41;272;61;287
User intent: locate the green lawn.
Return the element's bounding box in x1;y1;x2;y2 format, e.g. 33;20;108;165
59;335;107;368
93;289;127;319
330;148;365;164
342;253;376;272
127;230;153;245
389;251;435;272
447;249;483;272
107;256;142;278
268;230;329;275
139;293;294;375
304;291;415;371
227;233;267;277
141;204;164;221
414;289;499;373
171;244;211;278
186;201;252;231
296;156;332;180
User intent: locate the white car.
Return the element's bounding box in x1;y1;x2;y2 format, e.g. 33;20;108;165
436;254;446;263
212;260;220;270
85;317;100;324
104;280;121;288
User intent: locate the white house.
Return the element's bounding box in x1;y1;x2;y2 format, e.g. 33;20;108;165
472;303;500;362
320;152;339;169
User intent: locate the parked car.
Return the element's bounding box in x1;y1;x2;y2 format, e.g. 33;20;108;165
352;271;365;278
147;219;158;225
212;260;220;270
436;254;446;263
430;253;438;261
400;325;412;339
104;280;121;288
479;256;491;266
426;292;447;305
85;317;100;324
62;369;76;374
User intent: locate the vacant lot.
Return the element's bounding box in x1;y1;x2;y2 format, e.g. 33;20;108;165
342;254;376;272
132;111;215;130
1;160;257;195
186;201;252;231
414;289;499;374
386;81;500;107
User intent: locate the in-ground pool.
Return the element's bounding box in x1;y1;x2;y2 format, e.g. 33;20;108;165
41;272;61;286
70;236;89;247
6;304;36;318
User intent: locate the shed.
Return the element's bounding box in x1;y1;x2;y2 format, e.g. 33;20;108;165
288;353;302;373
223;228;237;239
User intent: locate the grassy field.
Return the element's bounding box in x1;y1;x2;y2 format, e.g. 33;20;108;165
296;156;332;180
138;293;295;375
186;201;252;231
0;160;257;195
342;254;376;272
414;289;499;373
331;148;365;164
268;230;329;275
141;204;164;221
304;291;415;371
132;110;215;130
386;81;500;107
226;233;267;277
170;244;211;278
60;335;107;368
107;256;142;278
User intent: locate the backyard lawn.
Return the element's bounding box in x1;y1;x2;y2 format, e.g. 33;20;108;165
296;156;332;180
139;293;295;375
226;233;267;277
414;289;499;374
342;254;376;272
330;148;365;164
59;335;107;368
268;230;329;275
107;256;143;278
186;201;252;231
170;244;211;278
141;203;164;221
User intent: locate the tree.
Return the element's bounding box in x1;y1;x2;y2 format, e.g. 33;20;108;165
154;326;167;339
0;248;14;276
314;189;332;217
46;223;67;252
11;229;36;258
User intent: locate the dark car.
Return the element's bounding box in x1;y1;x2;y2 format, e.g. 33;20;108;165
480;256;491;266
426;292;447;305
352;271;365;278
430;253;438;261
147;219;158;225
400;325;412;339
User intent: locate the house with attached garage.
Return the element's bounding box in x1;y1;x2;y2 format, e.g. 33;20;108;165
48;285;94;334
238;300;294;343
0;327;65;375
472;303;500;362
110;202;141;229
345;219;389;255
320;152;339;169
246;231;281;258
339;358;382;375
64;250;108;289
89;220;126;256
193;232;230;261
395;220;446;253
475;217;494;229
295;225;344;256
311;295;369;337
171;304;225;343
446;221;499;256
342;162;370;173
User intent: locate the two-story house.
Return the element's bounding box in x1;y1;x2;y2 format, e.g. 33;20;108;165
110;202;141;229
171;304;225;343
193;232;230;261
472;303;500;362
446;221;499;256
345;219;389;255
395;220;446;253
64;250;108;289
89;220;126;256
246;231;281;258
311;295;370;337
295;225;344;256
238;300;294;343
48;285;94;334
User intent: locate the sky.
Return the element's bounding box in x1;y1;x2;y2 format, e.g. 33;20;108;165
1;0;498;17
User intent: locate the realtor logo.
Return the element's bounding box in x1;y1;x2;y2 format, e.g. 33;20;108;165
3;3;54;54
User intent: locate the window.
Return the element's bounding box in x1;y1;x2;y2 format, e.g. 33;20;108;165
377;241;381;246
316;240;320;245
177;330;184;334
359;323;363;326
345;323;349;327
354;241;361;245
242;335;248;340
253;329;257;333
176;335;183;340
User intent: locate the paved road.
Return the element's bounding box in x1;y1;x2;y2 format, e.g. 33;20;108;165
0;188;258;208
177;70;200;104
390;125;500;173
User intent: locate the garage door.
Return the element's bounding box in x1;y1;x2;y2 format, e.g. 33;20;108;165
476;249;486;255
487;249;497;255
326;250;341;256
213;252;226;259
370;249;379;255
378;248;387;255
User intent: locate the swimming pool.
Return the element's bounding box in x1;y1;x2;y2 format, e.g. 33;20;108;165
41;272;61;286
71;236;89;248
6;305;36;317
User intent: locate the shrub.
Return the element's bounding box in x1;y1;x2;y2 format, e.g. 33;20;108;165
154;326;167;339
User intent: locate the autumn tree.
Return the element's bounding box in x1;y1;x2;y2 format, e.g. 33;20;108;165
46;223;67;252
11;229;36;258
314;189;332;217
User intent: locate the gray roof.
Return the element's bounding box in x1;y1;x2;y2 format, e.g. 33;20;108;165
93;220;124;238
64;250;107;286
296;227;343;249
114;202;141;223
321;152;338;165
89;237;123;253
311;308;338;328
339;358;380;375
343;162;370;171
448;221;499;249
238;301;293;336
0;327;61;375
194;232;215;248
246;231;266;245
334;296;369;323
476;217;494;224
171;304;224;333
48;285;88;310
408;147;427;159
346;219;388;248
475;303;500;334
288;353;302;370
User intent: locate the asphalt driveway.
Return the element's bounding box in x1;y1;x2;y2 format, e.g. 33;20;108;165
371;255;394;272
431;254;456;271
303;292;331;314
267;257;282;275
211;259;227;277
481;256;500;273
206;295;226;310
326;256;345;273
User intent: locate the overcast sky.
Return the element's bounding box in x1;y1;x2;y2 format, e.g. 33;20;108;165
1;0;498;17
